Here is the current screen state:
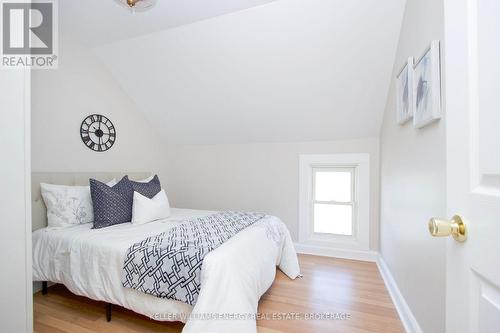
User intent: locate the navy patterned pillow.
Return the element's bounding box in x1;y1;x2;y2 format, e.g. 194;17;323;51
90;176;134;229
130;175;161;199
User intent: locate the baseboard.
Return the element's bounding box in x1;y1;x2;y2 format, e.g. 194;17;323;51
33;281;42;294
33;281;55;294
377;256;423;333
294;243;378;262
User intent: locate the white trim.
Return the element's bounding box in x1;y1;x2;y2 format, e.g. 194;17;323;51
312;167;356;236
377;255;423;333
299;153;370;251
23;69;33;333
294;243;378;262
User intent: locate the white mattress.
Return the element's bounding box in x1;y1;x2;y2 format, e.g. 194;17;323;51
32;208;300;333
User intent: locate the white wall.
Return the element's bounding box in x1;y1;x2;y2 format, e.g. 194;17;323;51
95;0;405;145
162;138;380;249
0;70;32;332
379;0;446;332
31;33;165;177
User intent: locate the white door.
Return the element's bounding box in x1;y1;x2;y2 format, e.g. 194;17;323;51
444;0;500;332
0;69;32;332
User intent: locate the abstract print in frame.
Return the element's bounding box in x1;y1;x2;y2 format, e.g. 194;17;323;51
413;40;442;128
396;56;414;125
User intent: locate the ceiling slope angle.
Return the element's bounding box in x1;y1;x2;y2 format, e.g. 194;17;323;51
91;0;405;145
60;0;276;46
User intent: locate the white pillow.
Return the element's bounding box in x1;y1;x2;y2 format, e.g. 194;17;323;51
132;190;171;225
41;179;116;228
136;175;154;183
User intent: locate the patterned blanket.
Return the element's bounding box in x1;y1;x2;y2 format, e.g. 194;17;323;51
122;211;266;305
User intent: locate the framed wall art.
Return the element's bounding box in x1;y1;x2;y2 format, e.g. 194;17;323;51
413;40;442;128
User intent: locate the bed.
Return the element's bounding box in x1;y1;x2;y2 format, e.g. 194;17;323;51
31;172;301;333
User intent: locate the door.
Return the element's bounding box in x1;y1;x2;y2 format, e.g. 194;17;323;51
444;0;500;332
0;69;32;332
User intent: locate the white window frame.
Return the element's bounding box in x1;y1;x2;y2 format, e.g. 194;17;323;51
312;166;356;236
299;154;370;251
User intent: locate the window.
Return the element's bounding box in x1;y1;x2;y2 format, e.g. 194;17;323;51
299;154;370;251
312;168;355;236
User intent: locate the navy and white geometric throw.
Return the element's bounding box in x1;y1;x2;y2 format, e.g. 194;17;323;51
122;211;266;305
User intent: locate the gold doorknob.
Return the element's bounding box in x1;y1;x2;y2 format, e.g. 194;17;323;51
428;215;467;242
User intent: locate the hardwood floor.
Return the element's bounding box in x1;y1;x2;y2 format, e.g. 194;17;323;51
34;254;404;333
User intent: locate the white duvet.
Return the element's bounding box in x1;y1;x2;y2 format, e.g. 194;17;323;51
32;208;301;333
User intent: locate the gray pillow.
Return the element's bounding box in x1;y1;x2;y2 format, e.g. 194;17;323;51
90;176;134;229
130;175;161;199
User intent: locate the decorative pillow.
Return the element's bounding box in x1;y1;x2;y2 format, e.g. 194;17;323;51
41;179;117;228
132;190;171;225
130;174;161;199
90;176;134;229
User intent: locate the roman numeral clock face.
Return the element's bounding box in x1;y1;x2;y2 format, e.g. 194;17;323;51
80;114;116;152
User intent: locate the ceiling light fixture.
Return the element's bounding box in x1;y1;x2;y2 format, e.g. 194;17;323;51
115;0;156;13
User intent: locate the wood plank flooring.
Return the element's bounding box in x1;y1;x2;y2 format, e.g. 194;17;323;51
34;254;404;333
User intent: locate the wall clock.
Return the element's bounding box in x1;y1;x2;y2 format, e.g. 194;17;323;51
80;114;116;152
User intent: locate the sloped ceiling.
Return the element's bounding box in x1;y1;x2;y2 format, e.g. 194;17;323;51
60;0;276;46
63;0;405;144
